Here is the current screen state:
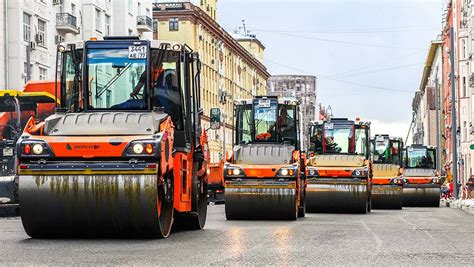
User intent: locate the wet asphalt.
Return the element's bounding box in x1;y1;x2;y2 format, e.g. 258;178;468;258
1;204;474;265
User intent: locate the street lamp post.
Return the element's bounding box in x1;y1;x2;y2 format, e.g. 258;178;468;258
450;27;458;198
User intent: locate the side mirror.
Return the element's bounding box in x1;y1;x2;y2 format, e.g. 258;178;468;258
210;108;221;130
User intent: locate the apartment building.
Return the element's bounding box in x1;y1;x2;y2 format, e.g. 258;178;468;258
0;0;153;90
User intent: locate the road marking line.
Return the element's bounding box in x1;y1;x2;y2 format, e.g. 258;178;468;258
360;220;382;259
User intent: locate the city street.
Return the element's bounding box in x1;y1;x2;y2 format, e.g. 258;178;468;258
0;205;474;265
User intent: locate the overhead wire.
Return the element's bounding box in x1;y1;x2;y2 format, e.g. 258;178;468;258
264;58;415;94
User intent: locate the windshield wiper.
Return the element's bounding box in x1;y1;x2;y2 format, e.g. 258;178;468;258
96;63;132;98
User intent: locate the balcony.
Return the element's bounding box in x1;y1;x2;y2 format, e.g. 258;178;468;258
137;15;153;32
56;13;79;34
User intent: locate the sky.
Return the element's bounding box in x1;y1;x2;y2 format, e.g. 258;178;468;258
218;0;444;140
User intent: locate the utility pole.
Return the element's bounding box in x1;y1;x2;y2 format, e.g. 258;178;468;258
435;66;442;175
450;27;458;198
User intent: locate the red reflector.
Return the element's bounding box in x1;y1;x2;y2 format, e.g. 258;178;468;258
145;144;154;154
23;144;31;155
147;163;157;169
19;165;28;169
216;189;223;193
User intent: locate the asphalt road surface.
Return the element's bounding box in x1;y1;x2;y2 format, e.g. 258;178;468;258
1;204;474;265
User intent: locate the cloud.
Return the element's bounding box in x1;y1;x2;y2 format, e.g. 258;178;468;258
366;119;410;143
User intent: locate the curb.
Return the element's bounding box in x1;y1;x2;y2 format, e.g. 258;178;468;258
443;198;474;215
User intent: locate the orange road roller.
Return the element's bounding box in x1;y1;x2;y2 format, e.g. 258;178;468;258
306;118;372;213
17;37;210;238
402;145;440;207
370;135;404;209
223;96;306;220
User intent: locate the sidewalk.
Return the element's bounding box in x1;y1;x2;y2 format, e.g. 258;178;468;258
443;198;474;215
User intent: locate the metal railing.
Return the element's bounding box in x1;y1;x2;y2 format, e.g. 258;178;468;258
56;13;77;28
137;15;152;28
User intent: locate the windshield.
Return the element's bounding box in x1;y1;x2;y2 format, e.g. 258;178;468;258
87;48;146;110
235;100;297;145
323;123;352;153
372;137;401;165
309;122;367;156
406;147;436;169
254;99;278;142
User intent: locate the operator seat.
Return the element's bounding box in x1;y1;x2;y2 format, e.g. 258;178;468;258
154;69;183;130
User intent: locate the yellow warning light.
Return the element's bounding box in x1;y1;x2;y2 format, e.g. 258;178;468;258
90;37;97;41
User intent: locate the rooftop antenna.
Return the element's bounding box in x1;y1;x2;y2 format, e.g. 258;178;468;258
242;20;247;36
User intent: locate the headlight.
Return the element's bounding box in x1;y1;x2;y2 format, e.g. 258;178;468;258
352;169;367;178
126;139;160;157
432;178;440;184
306;168;319;177
18;140;52;158
232;168;241;176
133;143;144;154
225;167;245;177
32;144;44;155
277;167;296;177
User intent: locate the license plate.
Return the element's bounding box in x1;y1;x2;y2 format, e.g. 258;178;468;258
324;123;333;130
258;99;271;108
128;45;147;59
3;148;13;157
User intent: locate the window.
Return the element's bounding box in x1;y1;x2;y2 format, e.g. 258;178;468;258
405;147;435;169
105;15;111;36
153;18;158;32
87;48;146;110
95;9;102;32
56;0;63;13
169;18;179;31
23;62;32;83
23;13;31;42
37;19;46;47
39;67;47;80
463;77;467;97
71;3;76;16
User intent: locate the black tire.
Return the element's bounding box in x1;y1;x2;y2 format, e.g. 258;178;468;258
156;172;174;238
357;200;368;214
298;182;306;218
367;197;372;213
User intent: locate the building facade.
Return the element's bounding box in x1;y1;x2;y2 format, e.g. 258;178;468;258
153;0;270;163
412;41;443;148
267;75;317;149
0;0;153;90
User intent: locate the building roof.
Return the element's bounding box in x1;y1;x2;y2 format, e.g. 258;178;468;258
418;41;442;93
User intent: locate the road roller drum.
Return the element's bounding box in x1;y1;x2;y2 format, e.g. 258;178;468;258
20;174;173;238
402;185;440;207
225;186;297;220
371;185;403;209
306;179;368;213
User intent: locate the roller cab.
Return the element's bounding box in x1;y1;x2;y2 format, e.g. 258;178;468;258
17;38;210;238
306;118;371;213
370;135;404;209
402;145;440;207
224;97;306;220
